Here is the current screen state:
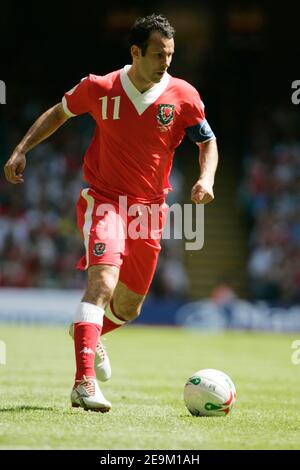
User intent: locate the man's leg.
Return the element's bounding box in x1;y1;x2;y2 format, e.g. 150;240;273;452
70;278;144;379
102;280;146;335
71;264;119;411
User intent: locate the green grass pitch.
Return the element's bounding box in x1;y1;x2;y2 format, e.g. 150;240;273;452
0;324;299;449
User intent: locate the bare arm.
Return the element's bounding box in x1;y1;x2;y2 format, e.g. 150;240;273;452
191;138;219;204
4;102;70;184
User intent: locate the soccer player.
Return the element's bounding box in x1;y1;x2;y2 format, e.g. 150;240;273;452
4;14;218;412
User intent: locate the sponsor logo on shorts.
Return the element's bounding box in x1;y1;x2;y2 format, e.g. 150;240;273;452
93;242;106;256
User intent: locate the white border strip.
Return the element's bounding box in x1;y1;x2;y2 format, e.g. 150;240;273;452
74;302;104;325
62;96;77;117
81;188;95;269
105;303;126;325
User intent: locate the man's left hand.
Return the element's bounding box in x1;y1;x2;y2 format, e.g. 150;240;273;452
191;179;214;204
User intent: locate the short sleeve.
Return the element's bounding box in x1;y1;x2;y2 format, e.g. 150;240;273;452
183;86;216;143
62;76;92;117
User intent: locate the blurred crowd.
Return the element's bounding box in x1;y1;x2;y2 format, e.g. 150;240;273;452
238;109;300;304
0;105;189;297
0;114;87;289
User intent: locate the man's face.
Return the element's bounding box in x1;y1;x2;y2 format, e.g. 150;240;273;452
136;31;175;84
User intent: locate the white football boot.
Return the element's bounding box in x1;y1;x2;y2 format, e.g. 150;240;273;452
71;376;111;412
69;323;112;382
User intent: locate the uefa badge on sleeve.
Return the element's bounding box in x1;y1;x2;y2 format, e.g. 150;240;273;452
93;242;106;256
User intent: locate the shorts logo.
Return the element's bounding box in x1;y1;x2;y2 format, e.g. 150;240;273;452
93;242;106;256
157;104;175;126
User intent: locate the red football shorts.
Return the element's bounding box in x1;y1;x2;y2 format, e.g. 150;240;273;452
76;188;169;295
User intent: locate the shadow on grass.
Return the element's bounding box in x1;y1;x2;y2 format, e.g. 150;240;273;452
0;405;58;412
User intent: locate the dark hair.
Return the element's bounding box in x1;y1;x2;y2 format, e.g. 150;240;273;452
129;14;175;56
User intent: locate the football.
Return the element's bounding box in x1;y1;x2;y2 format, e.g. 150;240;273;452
184;368;236;417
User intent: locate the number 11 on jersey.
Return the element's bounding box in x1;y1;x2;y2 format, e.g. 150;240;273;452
99;96;120;120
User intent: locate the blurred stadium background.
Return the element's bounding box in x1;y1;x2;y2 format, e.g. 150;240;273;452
1;0;300;331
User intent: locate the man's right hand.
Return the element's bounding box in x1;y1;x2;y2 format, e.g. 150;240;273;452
4;149;26;184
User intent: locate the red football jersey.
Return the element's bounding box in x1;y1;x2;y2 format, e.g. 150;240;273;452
62;65;215;204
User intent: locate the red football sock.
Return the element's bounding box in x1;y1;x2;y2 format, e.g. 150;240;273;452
73;302;104;382
74;322;101;381
101;301;126;336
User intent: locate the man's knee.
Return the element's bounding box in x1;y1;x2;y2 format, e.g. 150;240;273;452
113;301;143;322
111;280;146;321
82;265;119;307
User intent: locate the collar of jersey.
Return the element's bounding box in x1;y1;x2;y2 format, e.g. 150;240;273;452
120;64;170;115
